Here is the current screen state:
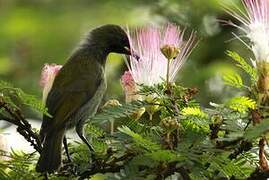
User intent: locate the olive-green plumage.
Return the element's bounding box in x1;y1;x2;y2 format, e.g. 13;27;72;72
36;24;130;173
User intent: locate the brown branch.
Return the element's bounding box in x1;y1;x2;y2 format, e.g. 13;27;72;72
209;122;221;140
0;97;42;153
250;109;269;171
248;168;269;180
155;162;190;180
259;137;269;171
78;151;136;179
251;109;262;125
78;164;122;180
228;140;253;159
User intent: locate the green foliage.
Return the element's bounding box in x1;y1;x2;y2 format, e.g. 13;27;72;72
225;96;256;113
85;124;108;154
181;106;208;118
0;80;49;116
0;150;65;180
208;155;253;178
85;123;106;138
244;118;269;140
91;101;146;124
1;1;267;179
0;72;267;180
118;126;161;152
222;71;244;88
0;151;36;180
226;51;257;81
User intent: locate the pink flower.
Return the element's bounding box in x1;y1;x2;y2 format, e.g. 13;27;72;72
224;0;269;62
40;64;62;103
120;71;141;102
125;24;196;86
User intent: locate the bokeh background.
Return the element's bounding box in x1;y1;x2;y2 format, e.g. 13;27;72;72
0;0;252;117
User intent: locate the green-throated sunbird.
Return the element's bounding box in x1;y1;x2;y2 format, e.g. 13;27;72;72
36;24;132;173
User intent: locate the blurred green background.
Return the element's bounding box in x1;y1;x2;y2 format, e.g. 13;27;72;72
0;0;252;115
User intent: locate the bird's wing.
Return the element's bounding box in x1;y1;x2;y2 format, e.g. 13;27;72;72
40;58;104;137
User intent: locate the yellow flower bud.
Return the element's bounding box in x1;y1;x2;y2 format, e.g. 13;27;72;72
103;99;122;108
129;107;146;121
161;45;180;60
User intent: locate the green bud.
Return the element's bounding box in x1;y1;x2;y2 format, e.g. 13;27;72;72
145;95;160;116
161;45;180;60
160;116;180;132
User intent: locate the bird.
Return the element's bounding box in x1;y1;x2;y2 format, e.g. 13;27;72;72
36;24;131;173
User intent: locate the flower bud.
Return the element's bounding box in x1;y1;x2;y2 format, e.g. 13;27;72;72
120;71;141;102
102;100;122;135
145;95;160;116
160;116;180;131
103;99;122;108
129;107;146;121
161;45;180;60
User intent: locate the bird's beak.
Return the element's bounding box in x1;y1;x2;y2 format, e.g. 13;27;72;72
124;46;140;61
124;46;131;55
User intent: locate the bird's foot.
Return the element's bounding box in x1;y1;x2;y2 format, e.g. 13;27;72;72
89;153;102;170
61;160;78;176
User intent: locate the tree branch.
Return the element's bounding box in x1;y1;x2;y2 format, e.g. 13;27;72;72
78;151;136;179
0;97;42;153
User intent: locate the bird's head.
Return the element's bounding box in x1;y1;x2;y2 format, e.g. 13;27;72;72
88;24;131;55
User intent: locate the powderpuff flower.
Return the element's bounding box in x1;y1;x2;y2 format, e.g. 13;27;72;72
120;71;146;120
224;0;269;63
40;64;62;103
120;71;142;103
125;24;197;87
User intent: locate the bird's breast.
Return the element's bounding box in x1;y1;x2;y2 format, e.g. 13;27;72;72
66;78;107;129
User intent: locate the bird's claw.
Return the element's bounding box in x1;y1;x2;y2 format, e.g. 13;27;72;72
60;160;78;176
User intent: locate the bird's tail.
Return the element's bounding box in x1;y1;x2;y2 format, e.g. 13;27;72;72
36;129;65;173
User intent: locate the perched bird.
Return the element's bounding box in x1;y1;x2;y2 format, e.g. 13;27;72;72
36;24;131;173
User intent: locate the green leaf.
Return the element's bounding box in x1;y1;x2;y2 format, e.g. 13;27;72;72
0;150;44;179
91;101;146;123
222;72;243;88
244;118;269;140
226;51;257;81
91;138;108;154
146;150;184;162
85;123;105;138
0;80;50;116
226;96;256;113
209;155;251;178
181;107;208;118
118;126;161;152
127;150;185;171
